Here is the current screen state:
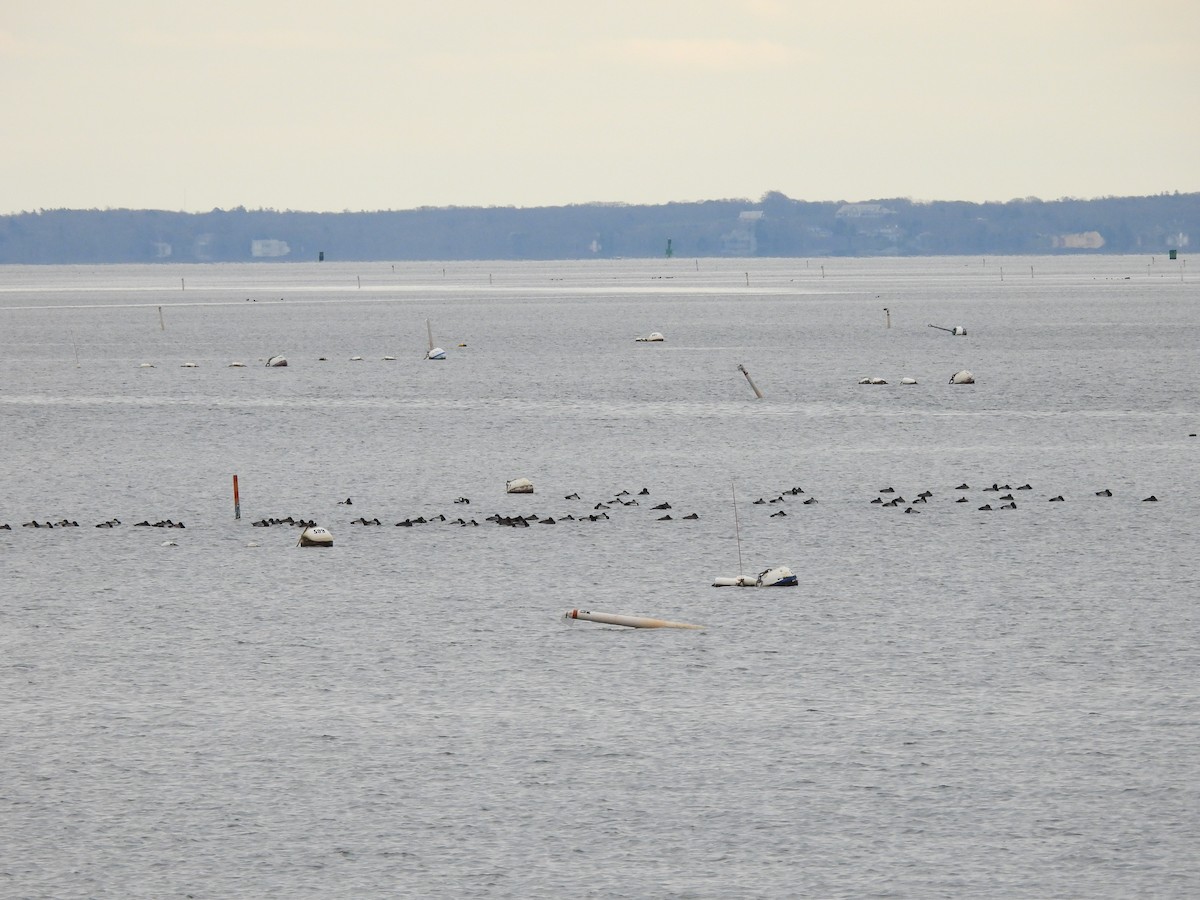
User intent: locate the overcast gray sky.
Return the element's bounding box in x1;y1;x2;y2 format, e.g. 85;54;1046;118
3;0;1197;214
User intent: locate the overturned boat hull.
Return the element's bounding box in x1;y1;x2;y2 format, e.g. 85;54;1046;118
713;566;797;587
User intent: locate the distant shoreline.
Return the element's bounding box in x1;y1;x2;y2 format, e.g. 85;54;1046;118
1;191;1195;264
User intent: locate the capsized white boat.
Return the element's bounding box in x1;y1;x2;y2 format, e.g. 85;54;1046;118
297;525;333;547
505;478;534;494
712;566;798;587
712;482;796;587
425;319;446;360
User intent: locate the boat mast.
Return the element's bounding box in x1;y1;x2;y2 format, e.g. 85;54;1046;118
732;480;744;578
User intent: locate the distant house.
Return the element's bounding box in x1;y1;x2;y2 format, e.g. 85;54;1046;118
836;203;899;241
1050;231;1105;249
721;210;763;255
251;239;291;258
835;203;895;219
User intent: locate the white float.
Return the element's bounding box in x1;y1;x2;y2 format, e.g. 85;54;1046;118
506;478;535;494
564;609;703;629
266;355;288;367
949;370;975;384
901;377;918;385
635;332;665;342
297;526;333;547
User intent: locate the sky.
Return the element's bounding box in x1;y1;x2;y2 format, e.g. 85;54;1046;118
2;0;1198;214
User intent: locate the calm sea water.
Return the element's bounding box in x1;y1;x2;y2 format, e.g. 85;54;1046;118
1;256;1197;899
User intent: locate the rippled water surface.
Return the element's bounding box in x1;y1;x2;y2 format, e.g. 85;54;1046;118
2;256;1198;898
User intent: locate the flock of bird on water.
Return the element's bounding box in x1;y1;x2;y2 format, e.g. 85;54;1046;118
2;481;1161;533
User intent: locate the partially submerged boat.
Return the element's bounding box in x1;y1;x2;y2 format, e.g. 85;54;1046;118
711;482;797;587
712;566;798;588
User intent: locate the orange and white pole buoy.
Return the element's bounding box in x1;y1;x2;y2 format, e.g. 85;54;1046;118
564;609;704;630
233;474;241;519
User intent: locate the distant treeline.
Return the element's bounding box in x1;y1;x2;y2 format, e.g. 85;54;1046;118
0;191;1195;264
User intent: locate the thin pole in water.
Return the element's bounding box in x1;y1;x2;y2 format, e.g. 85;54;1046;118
158;306;165;330
884;307;891;329
732;480;744;580
233;474;241;520
738;363;764;399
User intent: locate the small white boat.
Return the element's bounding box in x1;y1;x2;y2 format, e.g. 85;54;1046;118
635;332;665;342
297;526;333;547
713;566;798;588
425;319;446;360
506;478;534;494
266;355;288;367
